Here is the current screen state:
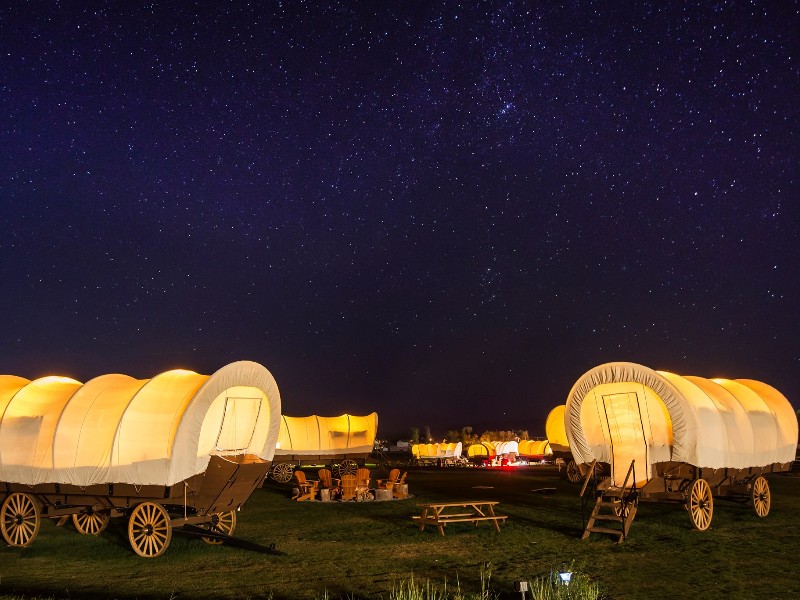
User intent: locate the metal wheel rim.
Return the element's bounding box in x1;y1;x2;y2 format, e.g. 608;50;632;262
337;459;358;477
1;493;40;547
271;463;294;483
688;479;713;531
752;476;771;518
202;510;237;545
73;511;110;535
128;502;172;558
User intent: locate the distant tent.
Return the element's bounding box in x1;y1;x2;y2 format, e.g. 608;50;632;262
545;405;569;453
274;413;378;459
0;361;281;487
565;362;798;486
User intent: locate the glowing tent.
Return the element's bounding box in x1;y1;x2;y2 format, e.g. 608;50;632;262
0;361;281;488
565;362;798;487
275;413;378;460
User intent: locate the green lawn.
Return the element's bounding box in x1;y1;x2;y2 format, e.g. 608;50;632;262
1;466;799;599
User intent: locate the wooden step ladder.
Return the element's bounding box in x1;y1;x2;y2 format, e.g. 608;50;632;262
580;459;638;543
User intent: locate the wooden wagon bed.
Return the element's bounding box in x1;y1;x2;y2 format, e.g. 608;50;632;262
2;454;271;556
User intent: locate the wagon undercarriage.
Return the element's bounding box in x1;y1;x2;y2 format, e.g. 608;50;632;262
580;459;791;542
1;454;271;557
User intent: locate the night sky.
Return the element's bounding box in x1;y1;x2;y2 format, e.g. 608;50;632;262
2;2;799;440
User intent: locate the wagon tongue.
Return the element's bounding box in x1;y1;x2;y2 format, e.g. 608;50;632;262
176;524;283;555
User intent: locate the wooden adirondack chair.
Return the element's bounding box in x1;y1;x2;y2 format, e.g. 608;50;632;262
340;474;357;501
376;468;400;490
355;468;374;501
392;471;408;499
318;468;341;500
293;470;318;501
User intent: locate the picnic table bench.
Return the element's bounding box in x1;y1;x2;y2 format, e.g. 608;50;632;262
412;500;507;536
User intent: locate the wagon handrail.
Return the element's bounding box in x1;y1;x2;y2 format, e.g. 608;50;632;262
579;459;597;498
620;459;635;491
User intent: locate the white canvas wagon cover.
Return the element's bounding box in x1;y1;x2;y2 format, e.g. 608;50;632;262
275;413;378;456
565;362;798;479
411;442;463;459
0;361;281;487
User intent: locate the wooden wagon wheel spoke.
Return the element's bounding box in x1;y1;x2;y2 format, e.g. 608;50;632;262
201;510;237;545
566;460;582;483
0;493;41;547
271;463;294;483
73;510;110;535
128;502;172;558
687;479;713;531
752;476;771;518
337;459;358;477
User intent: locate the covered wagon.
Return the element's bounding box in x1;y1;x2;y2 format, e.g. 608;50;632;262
517;439;552;463
466;442;496;465
411;442;464;466
565;362;798;540
543;405;586;481
0;361;281;557
268;413;378;482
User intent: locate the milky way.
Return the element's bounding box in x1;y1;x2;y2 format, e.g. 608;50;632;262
2;2;798;437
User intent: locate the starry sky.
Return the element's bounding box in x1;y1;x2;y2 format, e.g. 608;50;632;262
2;2;799;439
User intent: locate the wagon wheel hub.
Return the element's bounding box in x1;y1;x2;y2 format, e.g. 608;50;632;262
144;524;154;535
14;514;23;525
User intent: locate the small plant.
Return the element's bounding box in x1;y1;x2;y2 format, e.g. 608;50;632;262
524;563;603;600
388;564;498;600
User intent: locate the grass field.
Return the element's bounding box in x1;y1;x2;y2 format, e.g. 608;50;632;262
1;466;799;599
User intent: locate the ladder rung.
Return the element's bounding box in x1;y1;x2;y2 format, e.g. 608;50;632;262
588;526;624;536
592;514;624;522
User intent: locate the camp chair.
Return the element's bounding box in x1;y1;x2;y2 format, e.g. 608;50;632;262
340;474;357;501
392;471;408;499
318;468;341;500
376;468;400;491
355;468;374;501
293;470;319;501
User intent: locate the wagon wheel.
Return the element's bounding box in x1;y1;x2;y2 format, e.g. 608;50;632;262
566;460;582;483
592;462;607;482
201;510;237;545
686;478;714;531
0;493;40;547
337;459;358;477
73;510;110;535
271;463;294;483
613;498;632;519
751;476;771;518
128;502;172;558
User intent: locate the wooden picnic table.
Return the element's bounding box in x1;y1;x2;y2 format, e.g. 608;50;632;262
413;500;507;536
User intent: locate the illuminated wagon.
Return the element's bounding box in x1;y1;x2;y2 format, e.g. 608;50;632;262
0;361;281;557
543;405;588;482
566;362;798;539
268;413;378;482
517;439;551;464
411;442;464;466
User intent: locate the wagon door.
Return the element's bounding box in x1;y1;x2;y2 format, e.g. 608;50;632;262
601;392;650;487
